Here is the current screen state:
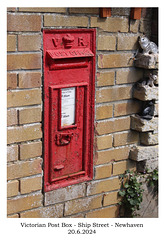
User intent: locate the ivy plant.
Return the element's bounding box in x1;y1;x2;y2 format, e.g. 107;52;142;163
119;170;144;217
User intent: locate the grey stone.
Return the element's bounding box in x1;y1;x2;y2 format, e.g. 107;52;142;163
136;178;158;218
44;183;86;206
140;132;158;145
133;86;158;101
131;115;158;132
129;145;158;161
135;53;158;69
137;158;158;173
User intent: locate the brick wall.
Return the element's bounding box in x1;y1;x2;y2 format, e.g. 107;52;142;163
7;7;155;218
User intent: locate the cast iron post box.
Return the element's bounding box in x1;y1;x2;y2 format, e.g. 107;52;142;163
43;29;96;191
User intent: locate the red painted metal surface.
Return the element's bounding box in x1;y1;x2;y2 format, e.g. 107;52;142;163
43;29;96;192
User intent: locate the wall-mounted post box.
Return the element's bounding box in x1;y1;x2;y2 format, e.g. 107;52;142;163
43;29;96;192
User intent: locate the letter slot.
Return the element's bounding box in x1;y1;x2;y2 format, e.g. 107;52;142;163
43;29;96;191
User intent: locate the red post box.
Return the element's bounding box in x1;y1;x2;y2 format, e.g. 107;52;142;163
43;29;96;191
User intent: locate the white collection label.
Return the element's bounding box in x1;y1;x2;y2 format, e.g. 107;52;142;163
61;87;75;127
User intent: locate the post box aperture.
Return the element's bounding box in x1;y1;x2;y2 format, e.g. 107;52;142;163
43;29;96;192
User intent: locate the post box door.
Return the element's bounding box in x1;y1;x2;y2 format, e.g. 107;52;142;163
43;29;96;191
49;83;88;182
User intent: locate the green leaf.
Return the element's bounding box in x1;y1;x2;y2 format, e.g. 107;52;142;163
119;190;126;197
124;183;129;188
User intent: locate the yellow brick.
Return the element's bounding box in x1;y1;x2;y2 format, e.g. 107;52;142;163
68;213;85;218
98;35;116;50
7;89;41;108
18;7;66;13
7;193;43;215
20;176;42;194
116;68;143;85
7;180;19;197
18;34;41;51
113;131;139;147
96;146;129;165
64;195;102;216
44;15;88;27
7;124;42;144
69;8;99;14
114;100;141;117
20;204;64;218
7;214;19;218
7;108;17;126
19;72;41;88
96;116;130;135
87;177;121;196
96;104;113;120
7;145;18;162
98;53;133;69
113;160;128;176
103;191;121;206
7;72;17;89
96;134;113;150
7;14;41;32
97;71;115;87
96;86;132;103
86;205;119;218
130;20;140;33
117;34;139;50
91;17;129;32
19;107;42;124
113;160;136;176
7;158;42;180
7;53;41;71
20;141;42;160
95;164;112;180
7;35;16;52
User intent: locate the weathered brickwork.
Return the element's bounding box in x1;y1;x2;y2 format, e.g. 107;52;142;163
7;7;156;218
